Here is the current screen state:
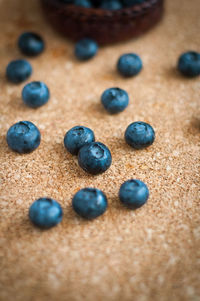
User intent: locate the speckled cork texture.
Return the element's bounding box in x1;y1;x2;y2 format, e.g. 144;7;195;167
0;0;200;300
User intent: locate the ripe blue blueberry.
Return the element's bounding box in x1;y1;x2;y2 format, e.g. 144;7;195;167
123;0;146;7
101;87;129;114
125;121;155;149
6;59;32;84
78;142;112;174
6;121;41;153
74;0;92;7
18;32;45;56
75;38;98;61
22;81;50;108
119;179;149;209
177;51;200;78
29;198;63;229
72;188;108;219
117;53;143;77
100;0;123;10
64;126;95;155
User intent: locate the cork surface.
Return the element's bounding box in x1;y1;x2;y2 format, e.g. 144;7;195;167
0;0;200;300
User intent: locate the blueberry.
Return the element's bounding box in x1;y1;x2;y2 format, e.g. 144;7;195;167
119;179;149;209
75;38;98;61
125;121;155;149
117;53;143;77
123;0;146;7
64;126;95;155
100;0;123;10
74;0;92;7
18;32;45;56
6;59;32;84
6;121;41;153
78;142;112;174
177;51;200;78
101;87;129;114
22;81;50;108
29;198;63;229
72;188;108;219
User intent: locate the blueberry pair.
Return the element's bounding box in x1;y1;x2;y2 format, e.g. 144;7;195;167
28;190;106;229
64;126;112;175
6;32;45;84
118;51;200;78
73;179;149;219
29;179;149;228
75;39;143;79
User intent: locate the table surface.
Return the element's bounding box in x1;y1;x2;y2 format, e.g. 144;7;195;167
0;0;199;300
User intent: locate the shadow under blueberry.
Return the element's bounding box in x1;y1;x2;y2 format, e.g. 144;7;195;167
0;72;8;86
88;101;108;117
101;68;120;81
190;117;200;132
164;66;181;79
58;199;111;233
184;117;200;139
50;141;99;181
63;204;101;226
101;66;141;82
87;101;132;119
165;66;200;81
108;195;149;222
1;214;41;240
0;40;19;57
0;136;10;153
111;136;156;155
6;95;34;113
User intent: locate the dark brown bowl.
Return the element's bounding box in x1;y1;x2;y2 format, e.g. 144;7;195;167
41;0;164;45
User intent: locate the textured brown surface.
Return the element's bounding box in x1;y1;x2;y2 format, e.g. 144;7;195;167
0;0;200;300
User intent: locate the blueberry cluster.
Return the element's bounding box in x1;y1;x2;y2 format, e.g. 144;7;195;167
59;0;147;9
29;179;149;228
6;32;50;109
74;38;200;78
5;28;200;230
